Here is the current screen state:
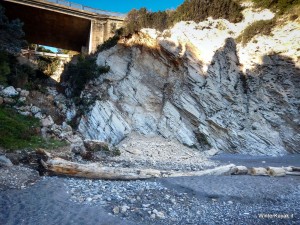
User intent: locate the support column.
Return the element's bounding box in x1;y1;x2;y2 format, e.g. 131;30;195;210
89;19;124;54
89;20;105;54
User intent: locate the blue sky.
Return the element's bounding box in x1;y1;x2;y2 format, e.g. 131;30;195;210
68;0;184;13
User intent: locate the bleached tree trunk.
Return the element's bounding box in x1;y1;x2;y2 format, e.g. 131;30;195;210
42;157;235;180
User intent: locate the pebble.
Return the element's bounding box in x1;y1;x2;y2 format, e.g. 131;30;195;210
121;205;130;213
150;214;156;219
113;206;120;214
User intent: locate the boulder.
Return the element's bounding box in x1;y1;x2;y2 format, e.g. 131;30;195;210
0;96;3;105
3;97;16;105
18;97;26;103
71;143;86;156
1;86;18;97
19;111;31;116
31;106;41;114
34;112;44;119
0;155;13;167
20;90;30;97
41;115;54;127
84;140;110;152
62;122;73;133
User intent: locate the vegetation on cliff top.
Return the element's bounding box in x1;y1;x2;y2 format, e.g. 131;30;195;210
123;0;244;34
236;0;299;45
251;0;300;14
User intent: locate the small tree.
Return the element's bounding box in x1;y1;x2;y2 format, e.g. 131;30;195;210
0;4;26;54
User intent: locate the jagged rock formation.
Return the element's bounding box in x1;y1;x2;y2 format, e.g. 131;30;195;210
78;7;300;155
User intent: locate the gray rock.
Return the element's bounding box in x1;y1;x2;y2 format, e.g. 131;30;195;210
20;90;30;97
150;214;156;219
71;143;86;156
19;111;31;116
113;206;120;214
41;115;54;127
18;97;26;103
84;139;109;152
34;112;44;119
120;205;130;213
0;155;13;167
1;86;18;97
62;122;72;132
31;106;41;114
3;97;16;105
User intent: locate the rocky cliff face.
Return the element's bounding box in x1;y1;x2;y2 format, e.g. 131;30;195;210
78;7;300;156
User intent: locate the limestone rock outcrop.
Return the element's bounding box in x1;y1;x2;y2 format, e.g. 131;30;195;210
78;7;300;155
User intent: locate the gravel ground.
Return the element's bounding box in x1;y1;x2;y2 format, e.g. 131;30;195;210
0;174;299;225
0;166;40;191
1;154;299;225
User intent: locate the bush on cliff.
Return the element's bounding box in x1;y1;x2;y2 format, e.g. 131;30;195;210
236;19;276;45
65;55;110;97
0;5;26;54
123;0;244;35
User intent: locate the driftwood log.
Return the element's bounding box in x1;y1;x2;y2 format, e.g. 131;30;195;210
41;157;235;180
267;167;286;177
37;150;300;179
231;166;248;175
249;167;268;176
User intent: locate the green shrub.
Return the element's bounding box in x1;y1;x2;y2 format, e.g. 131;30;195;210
65;55;110;97
0;5;26;54
172;0;244;24
252;0;300;14
0;106;67;150
236;19;276;45
97;28;123;52
37;56;60;76
0;51;10;85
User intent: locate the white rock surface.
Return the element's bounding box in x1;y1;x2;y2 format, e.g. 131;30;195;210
78;101;131;145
